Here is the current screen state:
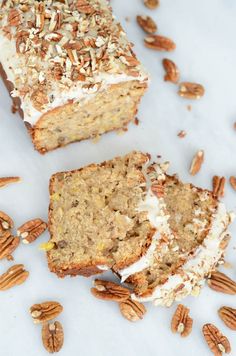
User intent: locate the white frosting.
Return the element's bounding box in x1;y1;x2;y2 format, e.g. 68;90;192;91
132;202;232;306
0;32;148;125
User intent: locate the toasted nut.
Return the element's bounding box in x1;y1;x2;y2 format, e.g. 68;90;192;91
208;271;236;295
212;176;226;198
162;58;180;83
0;211;14;231
137;15;157;34
119;299;146;322
229;176;236;191
144;0;159;9
8;8;21;26
39;242;55;251
17;218;47;244
178;82;205;99
144;35;176;51
171;304;193;337
218;306;236;330
42;321;64;353
91;279;130;302
76;0;95;14
151;183;164;198
0;231;20;260
177;130;187;138
30;301;63;324
189;150;204;175
219;234;231;250
202;323;231;355
0;176;21;188
0;264;29;291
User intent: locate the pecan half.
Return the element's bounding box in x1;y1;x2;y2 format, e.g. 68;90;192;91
144;35;176;51
162;58;180;83
212;176;225;198
202;323;231;356
91;279;130;302
0;231;20;260
189;150;204;175
218;306;236;330
0;264;29;291
0;176;21;188
208;271;236;295
42;321;64;353
137;15;157;34
151;183;164;197
144;0;159;9
171;304;193;337
178;82;205;99
229;176;236;191
119;299;146;322
17;218;47;244
30;301;63;324
0;211;14;232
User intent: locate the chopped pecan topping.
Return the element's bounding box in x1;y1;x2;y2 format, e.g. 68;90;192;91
208;271;236;294
162;58;180;83
171;304;193;337
31;87;49;111
212;176;225;198
218;306;236;330
0;264;29;291
17;218;47;244
137;15;157;34
119;299;146;322
177;130;186;138
8;8;21;26
30;301;63;324
144;35;176;51
189;150;204;175
42;321;64;353
91;279;130;302
202;323;231;356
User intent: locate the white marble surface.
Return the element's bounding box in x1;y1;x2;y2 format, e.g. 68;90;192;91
0;0;236;355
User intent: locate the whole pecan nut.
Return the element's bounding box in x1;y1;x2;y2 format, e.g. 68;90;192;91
42;321;64;353
0;231;20;260
208;271;236;295
17;218;47;244
137;15;157;34
171;304;193;337
162;58;180;83
0;264;29;291
30;301;63;324
0;211;14;232
119;299;146;322
218;306;236;330
202;323;231;356
178;82;205;99
144;35;176;51
91;279;130;302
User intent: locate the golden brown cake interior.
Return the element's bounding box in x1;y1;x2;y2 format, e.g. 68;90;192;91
128;175;218;296
47;152;154;277
33;80;147;153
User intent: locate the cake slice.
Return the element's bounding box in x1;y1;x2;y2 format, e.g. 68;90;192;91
47;151;157;277
0;0;148;153
119;164;233;306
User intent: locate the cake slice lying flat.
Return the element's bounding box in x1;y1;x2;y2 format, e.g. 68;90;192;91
48;151;158;277
0;0;148;153
120;164;233;306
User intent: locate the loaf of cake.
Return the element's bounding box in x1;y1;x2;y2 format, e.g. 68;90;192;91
47;151;233;306
0;1;148;153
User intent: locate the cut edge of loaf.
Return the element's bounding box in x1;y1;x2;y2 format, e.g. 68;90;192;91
47;151;156;278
